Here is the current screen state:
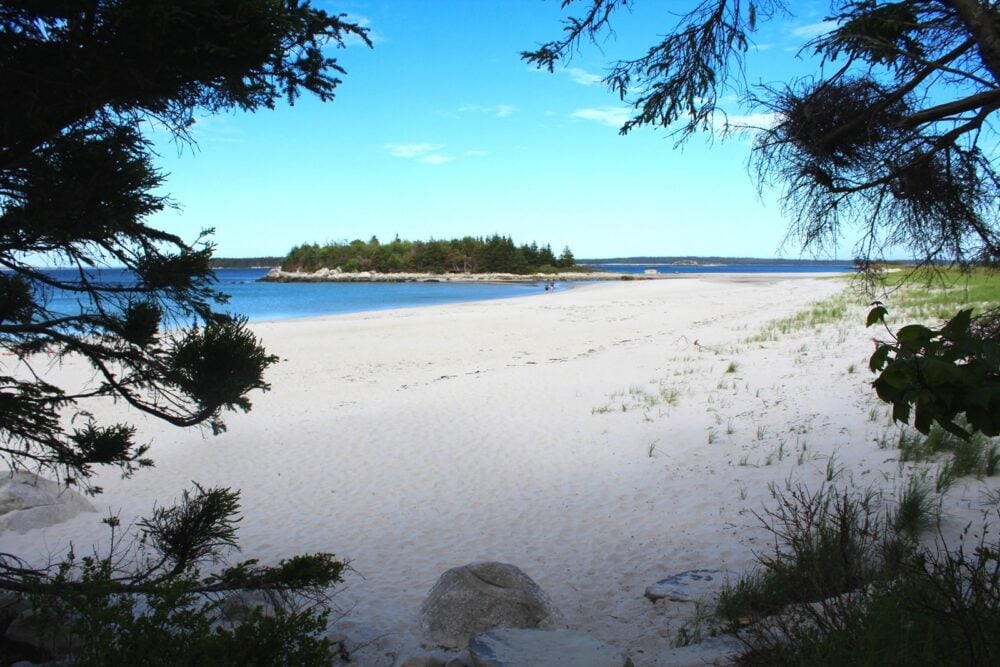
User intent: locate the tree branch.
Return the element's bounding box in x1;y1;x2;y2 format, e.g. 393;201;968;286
944;0;1000;83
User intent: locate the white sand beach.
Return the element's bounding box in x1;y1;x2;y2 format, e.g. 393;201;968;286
4;275;997;665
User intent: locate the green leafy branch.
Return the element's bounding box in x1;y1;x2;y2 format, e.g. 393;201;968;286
867;304;1000;437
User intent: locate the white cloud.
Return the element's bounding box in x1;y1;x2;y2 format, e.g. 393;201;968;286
420;154;455;165
458;104;517;118
564;66;602;86
791;20;835;39
384;143;443;158
570;107;630;128
188;115;244;144
384;143;454;165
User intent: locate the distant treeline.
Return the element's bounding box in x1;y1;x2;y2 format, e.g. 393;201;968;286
282;235;577;274
210;257;284;268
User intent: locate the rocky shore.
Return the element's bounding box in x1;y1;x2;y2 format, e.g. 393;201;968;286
259;267;643;282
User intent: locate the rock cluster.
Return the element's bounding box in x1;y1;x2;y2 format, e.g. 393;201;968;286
419;561;563;649
260;268;636;283
0;471;95;533
395;562;739;666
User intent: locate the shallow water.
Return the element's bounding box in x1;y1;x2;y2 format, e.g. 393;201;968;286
31;262;853;322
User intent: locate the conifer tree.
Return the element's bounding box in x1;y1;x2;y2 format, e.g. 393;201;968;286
1;1;370;659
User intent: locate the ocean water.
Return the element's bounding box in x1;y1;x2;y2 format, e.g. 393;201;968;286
29;263;854;323
32;268;554;323
215;269;550;321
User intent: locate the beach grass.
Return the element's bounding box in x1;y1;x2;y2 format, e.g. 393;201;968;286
719;482;1000;665
744;290;857;343
873;267;999;321
716;484;896;624
744;267;998;347
895;422;1000;485
710;272;1000;663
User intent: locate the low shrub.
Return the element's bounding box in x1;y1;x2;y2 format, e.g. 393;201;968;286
7;485;347;666
718;483;1000;666
717;484;903;624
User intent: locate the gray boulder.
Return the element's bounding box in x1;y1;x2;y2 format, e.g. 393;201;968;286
420;562;563;648
0;471;95;533
644;569;731;603
468;628;632;667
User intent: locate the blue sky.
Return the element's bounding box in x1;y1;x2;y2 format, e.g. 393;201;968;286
149;0;850;260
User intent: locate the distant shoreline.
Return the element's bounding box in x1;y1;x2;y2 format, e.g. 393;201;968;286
259;268;639;283
258;266;854;283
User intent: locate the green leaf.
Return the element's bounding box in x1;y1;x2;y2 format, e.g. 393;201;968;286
964;387;999;409
896;324;933;347
866;305;888;327
939;308;973;340
919;358;968;386
880;363;913;389
869;344;892;372
891;399;911;425
937;418;971;440
913;404;932;434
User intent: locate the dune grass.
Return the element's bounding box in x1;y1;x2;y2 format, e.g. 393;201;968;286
715;418;999;663
744;267;997;347
695;269;1000;662
744;291;856;343
716;483;1000;666
592;381;681;417
716;484;903;624
895;423;1000;492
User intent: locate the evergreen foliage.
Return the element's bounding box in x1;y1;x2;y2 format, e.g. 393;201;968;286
282;234;575;274
210;257;285;269
1;1;369;661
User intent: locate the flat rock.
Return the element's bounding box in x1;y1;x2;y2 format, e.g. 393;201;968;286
420;562;563;648
0;472;95;533
468;628;631;667
644;569;732;603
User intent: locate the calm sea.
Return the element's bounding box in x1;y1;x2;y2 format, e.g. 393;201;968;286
214;269;552;321
34;268;550;322
31;263;853;323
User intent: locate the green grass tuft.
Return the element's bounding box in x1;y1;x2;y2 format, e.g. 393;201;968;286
893;475;938;537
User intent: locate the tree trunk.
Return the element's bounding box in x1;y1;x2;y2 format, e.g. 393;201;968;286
945;0;1000;84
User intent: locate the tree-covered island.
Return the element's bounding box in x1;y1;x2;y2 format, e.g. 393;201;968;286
270;235;581;278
